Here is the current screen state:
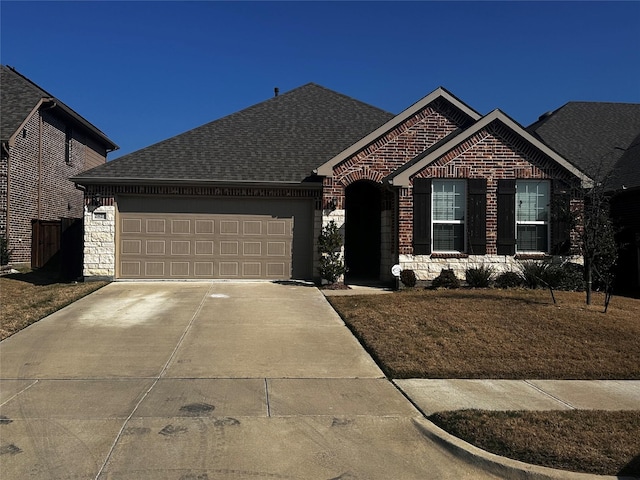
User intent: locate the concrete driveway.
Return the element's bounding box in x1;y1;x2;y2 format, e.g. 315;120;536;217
0;282;502;479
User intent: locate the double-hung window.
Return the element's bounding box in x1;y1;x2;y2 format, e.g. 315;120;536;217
516;180;549;252
432;180;465;252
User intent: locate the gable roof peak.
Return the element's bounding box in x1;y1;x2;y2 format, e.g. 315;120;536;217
315;86;481;176
1;64;118;150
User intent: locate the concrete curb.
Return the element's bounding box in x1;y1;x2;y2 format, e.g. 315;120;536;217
412;417;634;480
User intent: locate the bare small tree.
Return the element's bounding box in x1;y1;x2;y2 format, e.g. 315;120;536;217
554;161;618;310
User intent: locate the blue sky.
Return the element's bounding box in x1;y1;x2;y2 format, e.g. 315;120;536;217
2;1;639;160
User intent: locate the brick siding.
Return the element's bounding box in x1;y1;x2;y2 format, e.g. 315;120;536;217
3;109;107;264
321;103;584;282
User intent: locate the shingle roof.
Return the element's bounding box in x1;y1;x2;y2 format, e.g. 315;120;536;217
73;83;394;185
610;131;640;191
1;65;118;150
1;65;50;143
528;102;640;182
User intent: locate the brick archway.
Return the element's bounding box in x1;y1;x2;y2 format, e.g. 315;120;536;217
344;180;381;281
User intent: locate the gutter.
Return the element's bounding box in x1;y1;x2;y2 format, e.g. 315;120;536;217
71;177;323;190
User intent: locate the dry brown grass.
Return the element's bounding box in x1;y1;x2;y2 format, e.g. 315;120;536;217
329;288;640;476
0;270;107;340
429;410;640;476
328;288;640;379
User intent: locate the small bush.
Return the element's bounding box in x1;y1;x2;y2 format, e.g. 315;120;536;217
431;269;460;289
400;269;417;288
317;221;346;284
557;263;585;291
465;265;494;288
519;260;567;289
519;261;547;288
495;271;524;289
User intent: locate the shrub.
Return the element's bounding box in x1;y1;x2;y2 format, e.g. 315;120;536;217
519;260;566;289
317;221;347;284
557;262;585;292
431;269;460;289
494;271;524;289
465;265;494;288
400;269;417;287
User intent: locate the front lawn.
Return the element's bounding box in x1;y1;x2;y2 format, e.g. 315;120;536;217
0;269;107;340
328;288;640;476
328;289;640;379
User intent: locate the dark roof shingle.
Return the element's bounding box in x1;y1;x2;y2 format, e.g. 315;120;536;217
528;102;640;181
1;65;117;150
74;83;394;185
1;65;52;142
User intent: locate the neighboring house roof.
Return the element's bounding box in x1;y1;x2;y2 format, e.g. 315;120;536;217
390;109;592;187
610;130;640;191
528;102;640;183
315;87;481;176
1;65;118;151
73;83;394;186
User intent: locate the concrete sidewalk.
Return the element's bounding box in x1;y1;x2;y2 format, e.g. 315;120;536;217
395;379;640;415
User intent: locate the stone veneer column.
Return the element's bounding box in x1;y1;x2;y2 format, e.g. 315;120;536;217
83;205;115;280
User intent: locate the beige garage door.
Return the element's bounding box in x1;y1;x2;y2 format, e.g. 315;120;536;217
116;196;313;280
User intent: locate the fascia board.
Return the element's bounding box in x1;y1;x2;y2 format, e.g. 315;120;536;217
391;110;593;188
315;87;481;177
71;177;322;190
53;102;119;151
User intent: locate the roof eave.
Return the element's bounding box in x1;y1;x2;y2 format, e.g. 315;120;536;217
314;87;482;177
71;177;323;189
53;102;119;151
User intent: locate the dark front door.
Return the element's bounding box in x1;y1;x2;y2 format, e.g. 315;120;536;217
345;181;381;281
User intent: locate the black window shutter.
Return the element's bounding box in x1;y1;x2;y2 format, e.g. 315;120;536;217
497;179;516;255
551;180;571;255
467;179;487;255
413;178;432;255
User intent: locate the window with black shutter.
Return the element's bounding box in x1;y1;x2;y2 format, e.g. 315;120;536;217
467;179;487;255
413;178;431;255
497;179;516;255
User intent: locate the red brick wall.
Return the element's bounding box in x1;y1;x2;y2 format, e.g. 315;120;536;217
323;98;470;208
4;109;108;264
403;122;581;255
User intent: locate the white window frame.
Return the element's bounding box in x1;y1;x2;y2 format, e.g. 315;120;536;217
515;180;550;253
432;179;466;253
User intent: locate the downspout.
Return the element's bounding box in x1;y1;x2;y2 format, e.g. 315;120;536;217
2;142;10;252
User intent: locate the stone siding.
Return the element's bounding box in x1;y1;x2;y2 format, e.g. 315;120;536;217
399;254;584;282
83;205;116;279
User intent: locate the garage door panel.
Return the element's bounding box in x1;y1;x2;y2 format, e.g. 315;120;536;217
171;241;190;255
117;200;307;279
170;262;190;276
146;219;166;234
146;240;165;255
171;220;191;234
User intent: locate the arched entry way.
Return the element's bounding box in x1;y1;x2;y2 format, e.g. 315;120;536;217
345;181;381;282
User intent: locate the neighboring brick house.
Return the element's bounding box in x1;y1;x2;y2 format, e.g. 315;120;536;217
529;102;640;294
73;84;591;283
0;65;118;265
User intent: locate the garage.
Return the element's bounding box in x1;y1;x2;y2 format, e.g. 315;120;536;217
116;196;314;280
